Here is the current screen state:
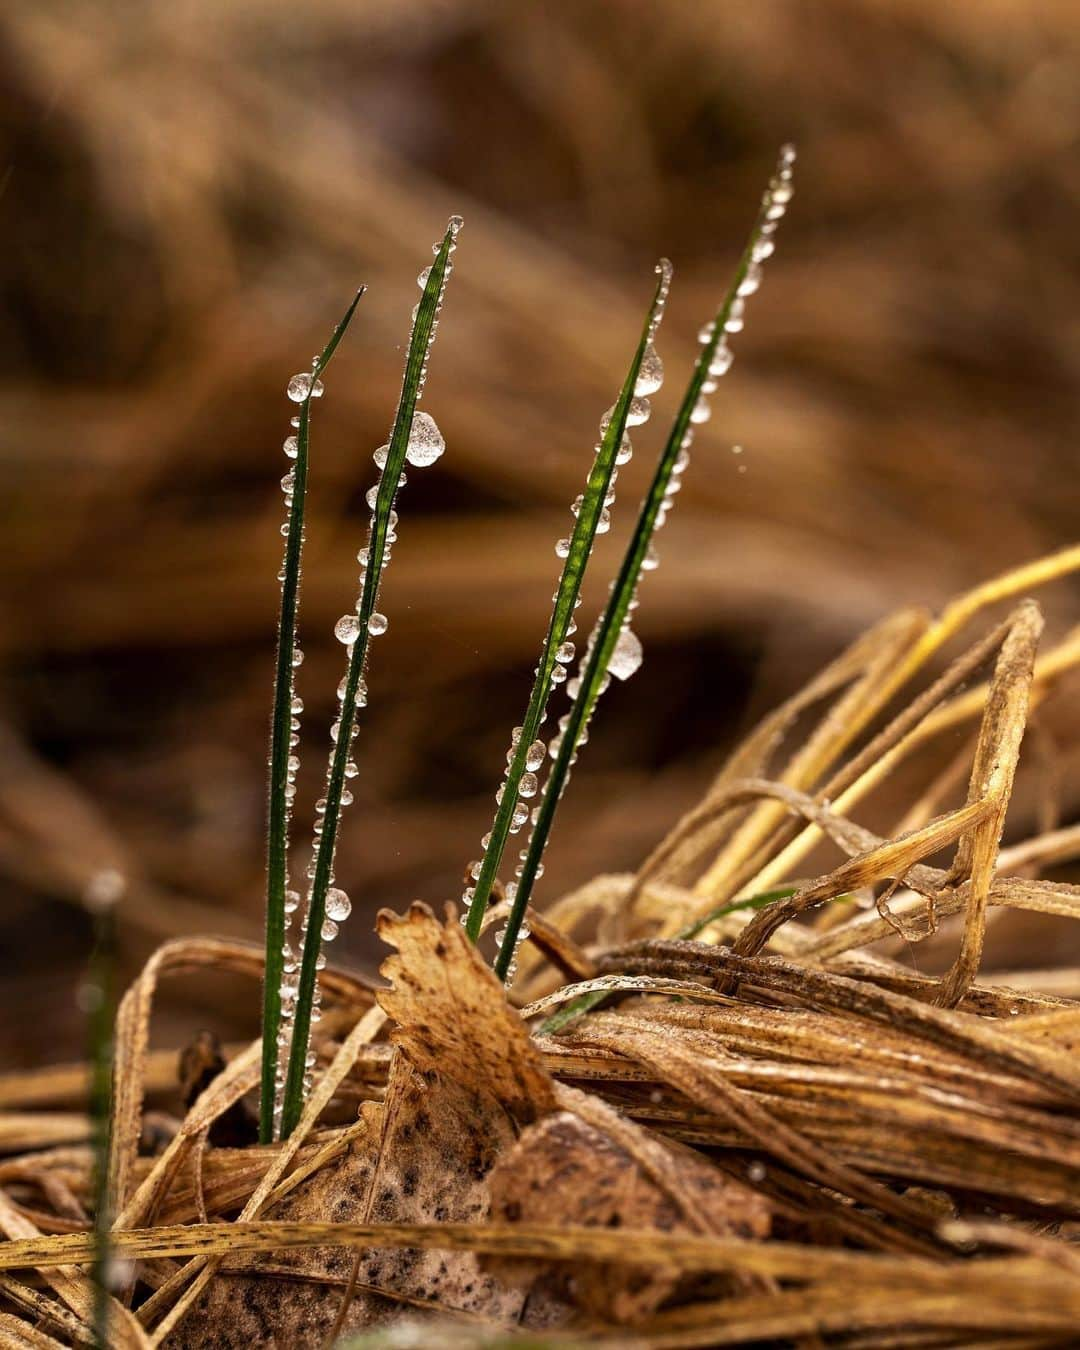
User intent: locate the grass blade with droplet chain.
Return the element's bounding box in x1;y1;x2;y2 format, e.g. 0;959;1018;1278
463;259;673;943
495;146;796;980
260;287;366;1143
279;221;461;1138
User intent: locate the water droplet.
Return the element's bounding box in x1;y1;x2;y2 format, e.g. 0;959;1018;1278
417;265;432;288
287;373;324;402
555;538;571;559
321;917;339;942
365;485;380;510
291;648;304;667
626;396;651;426
525;739;546;771
406;411;445;467
373;443;390;469
608;628;643;680
634;342;664;396
555;640;575;664
641;544;659;571
690;396;712;425
615;433;633;466
326;888;352;922
519;772;538;798
709;345;733;377
283;435;299;459
284;890;300;914
369;612;388;636
334;614;361;644
747;1160;767;1183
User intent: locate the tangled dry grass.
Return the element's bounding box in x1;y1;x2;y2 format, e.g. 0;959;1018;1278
4;0;1080;1069
1;553;1079;1346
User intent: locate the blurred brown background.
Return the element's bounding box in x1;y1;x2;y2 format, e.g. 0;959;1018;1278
2;0;1079;1066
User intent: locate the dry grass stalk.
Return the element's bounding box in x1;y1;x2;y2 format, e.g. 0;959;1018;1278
1;553;1079;1346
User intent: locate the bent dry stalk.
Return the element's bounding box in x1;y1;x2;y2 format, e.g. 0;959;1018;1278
463;259;674;947
494;145;797;981
260;288;366;1143
277;218;462;1139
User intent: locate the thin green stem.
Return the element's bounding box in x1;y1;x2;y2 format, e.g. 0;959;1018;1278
495;149;795;980
86;894;117;1349
280;223;460;1137
260;287;366;1143
463;260;673;943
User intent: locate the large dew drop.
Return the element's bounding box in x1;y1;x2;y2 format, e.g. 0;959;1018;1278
634;342;664;396
609;628;643;681
325;887;352;922
405;411;445;467
334;614;361;644
287;373;325;403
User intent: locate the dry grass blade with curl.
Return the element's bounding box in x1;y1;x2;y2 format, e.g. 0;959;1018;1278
1;551;1079;1347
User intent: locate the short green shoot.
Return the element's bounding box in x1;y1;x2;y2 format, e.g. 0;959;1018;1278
463;260;673;944
260;287;365;1143
278;219;461;1138
493;146;796;980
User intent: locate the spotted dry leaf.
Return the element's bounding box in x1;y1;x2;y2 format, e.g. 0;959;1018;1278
375;902;556;1123
486;1109;771;1324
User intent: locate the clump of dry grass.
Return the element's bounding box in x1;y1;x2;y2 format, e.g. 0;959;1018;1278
1;552;1079;1347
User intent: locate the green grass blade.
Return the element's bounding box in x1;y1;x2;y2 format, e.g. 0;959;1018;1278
494;146;796;981
260;287;366;1143
463;259;673;943
82;872;122;1348
279;219;462;1138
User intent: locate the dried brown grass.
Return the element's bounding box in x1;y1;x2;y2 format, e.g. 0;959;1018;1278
1;555;1079;1345
4;0;1080;1071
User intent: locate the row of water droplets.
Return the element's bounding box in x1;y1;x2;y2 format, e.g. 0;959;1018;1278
465;259;673;980
272;218;461;1134
494;145;795;979
271;357;326;952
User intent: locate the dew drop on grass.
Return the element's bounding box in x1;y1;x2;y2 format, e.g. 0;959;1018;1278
642;544;659;571
334;614;361;644
287;373;324;402
283;436;299;459
369;612;388;636
525;739;546;771
609;628;643;680
709;345;733;377
519;772;538;798
690;396;712;425
321;918;339;942
325;888;352;922
555;538;571;559
405;411;445;467
634;342;664;396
